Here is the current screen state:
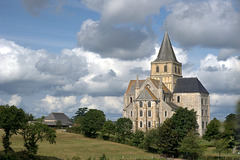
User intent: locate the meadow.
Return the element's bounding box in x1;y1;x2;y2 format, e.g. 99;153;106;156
0;129;161;160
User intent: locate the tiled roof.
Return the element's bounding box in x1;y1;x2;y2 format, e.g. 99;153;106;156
173;78;209;94
166;102;179;111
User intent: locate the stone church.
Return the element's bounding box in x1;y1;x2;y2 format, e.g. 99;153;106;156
123;32;210;136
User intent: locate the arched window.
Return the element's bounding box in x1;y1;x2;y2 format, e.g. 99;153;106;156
177;96;180;102
175;66;177;73
131;111;132;117
202;121;204;129
148;101;151;107
205;99;207;105
178;68;180;74
140;110;143;117
139;101;143;107
140;121;143;128
201;98;203;105
130;97;132;103
156;66;159;73
148;110;151;117
148;121;151;128
165;111;167;117
164;65;167;72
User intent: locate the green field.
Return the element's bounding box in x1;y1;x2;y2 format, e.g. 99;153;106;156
0;129;161;160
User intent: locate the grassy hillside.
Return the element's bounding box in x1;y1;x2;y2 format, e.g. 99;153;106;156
0;129;160;160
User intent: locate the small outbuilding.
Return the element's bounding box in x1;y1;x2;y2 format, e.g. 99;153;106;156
44;112;72;127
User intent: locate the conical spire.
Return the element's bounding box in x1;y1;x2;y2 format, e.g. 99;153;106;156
154;32;178;62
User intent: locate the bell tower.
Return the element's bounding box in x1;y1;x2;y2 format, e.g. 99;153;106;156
150;32;182;92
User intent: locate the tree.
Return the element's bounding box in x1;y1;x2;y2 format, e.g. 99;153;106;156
20;122;56;155
101;120;115;136
144;128;159;152
213;138;230;158
178;130;205;159
132;130;145;147
157;108;197;156
203;118;222;141
74;107;88;119
0;105;27;153
81;109;106;137
115;118;132;142
26;113;35;121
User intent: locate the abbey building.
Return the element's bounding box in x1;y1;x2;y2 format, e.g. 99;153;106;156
123;32;210;136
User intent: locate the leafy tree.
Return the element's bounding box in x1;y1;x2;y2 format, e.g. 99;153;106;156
157;118;179;156
115;118;132;141
101;120;115;136
20;122;56;155
26;113;35;121
157;108;197;156
74;107;88;119
144;128;159;152
236;101;240;140
132;130;145;147
81;109;106;137
0;105;27;153
35;116;45;122
178;130;205;159
203;118;222;141
213;138;230;158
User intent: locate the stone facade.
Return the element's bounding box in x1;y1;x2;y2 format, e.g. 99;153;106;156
123;32;210;136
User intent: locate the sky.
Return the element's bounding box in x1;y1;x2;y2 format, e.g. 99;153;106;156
0;0;239;121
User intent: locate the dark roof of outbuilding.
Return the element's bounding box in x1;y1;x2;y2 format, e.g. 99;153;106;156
154;32;179;63
166;102;179;111
173;78;209;94
44;112;72;125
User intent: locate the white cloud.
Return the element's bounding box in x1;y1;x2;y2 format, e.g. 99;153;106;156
8;94;22;106
167;0;240;49
82;0;172;24
38;95;77;113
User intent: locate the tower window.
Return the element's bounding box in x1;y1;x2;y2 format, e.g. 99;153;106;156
202;121;204;129
205;110;207;116
178;67;180;74
175;66;177;73
165;111;167;117
130;97;132;103
140;121;143;128
201;98;203;105
140;110;143;117
148;101;151;107
148;110;151;117
205;99;207;105
148;121;151;128
156;66;159;73
139;101;143;107
164;65;167;72
202;109;204;116
131;111;132;117
177;96;180;102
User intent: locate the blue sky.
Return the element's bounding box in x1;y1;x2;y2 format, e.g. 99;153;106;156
0;0;239;121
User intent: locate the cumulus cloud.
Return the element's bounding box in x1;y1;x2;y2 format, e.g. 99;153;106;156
77;19;155;60
167;0;240;49
197;54;240;94
37;95;77;114
8;94;22;106
82;0;172;24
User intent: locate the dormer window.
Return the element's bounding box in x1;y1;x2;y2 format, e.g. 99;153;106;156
156;66;159;73
164;65;167;72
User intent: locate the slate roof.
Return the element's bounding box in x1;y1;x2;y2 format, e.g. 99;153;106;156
136;87;158;100
44;112;72;126
166;102;179;111
154;32;179;63
173;78;209;94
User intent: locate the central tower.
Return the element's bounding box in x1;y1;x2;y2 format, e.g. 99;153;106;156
150;32;182;92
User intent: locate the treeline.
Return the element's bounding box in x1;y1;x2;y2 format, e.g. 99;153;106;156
67;104;240;159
